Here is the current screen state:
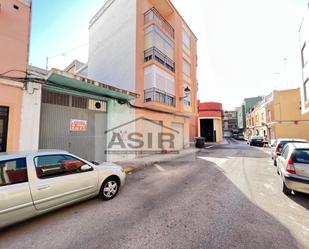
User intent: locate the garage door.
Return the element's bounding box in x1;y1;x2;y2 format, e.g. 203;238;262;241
39;90;107;162
141;119;162;152
172;122;184;150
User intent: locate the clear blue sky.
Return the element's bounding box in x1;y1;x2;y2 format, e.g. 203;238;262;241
30;0;309;109
29;0;104;69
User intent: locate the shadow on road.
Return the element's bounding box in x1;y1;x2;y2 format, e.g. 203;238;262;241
0;157;306;249
288;192;309;210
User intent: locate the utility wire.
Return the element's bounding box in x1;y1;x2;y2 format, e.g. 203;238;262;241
0;74;193;118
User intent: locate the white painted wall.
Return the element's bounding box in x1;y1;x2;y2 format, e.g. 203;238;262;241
88;0;137;92
106;99;136;162
19;82;42;151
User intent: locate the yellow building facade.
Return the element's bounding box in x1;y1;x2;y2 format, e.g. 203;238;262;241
246;88;309;141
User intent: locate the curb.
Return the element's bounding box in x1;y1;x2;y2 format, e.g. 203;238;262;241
119;149;200;174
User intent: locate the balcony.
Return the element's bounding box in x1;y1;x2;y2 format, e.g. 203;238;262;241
144;47;175;73
144;7;175;39
144;87;176;107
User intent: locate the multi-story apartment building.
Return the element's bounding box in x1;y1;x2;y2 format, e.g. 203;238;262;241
299;3;309;114
0;0;32;152
223;111;237;132
246;88;309;141
87;0;197;150
237;96;263;131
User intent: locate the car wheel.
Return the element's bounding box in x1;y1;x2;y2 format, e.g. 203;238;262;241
100;177;120;201
282;182;292;195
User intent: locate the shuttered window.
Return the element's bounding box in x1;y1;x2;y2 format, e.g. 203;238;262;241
183;59;191;77
42;90;70;106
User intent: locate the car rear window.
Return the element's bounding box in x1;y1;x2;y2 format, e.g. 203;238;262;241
293;150;309;164
278;141;306;149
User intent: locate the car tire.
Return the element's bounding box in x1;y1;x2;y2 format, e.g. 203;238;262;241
99;176;120;201
282;182;292;196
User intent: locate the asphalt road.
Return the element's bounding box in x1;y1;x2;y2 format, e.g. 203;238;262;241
1;139;309;249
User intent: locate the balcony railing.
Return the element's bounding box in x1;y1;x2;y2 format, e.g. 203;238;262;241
144;87;176;106
144;47;175;73
144;7;175;39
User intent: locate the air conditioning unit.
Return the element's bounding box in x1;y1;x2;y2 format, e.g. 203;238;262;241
88;99;107;112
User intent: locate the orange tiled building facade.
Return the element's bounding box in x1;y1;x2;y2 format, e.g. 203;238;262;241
88;0;198;150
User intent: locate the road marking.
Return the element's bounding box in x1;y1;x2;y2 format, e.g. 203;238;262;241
154;164;165;172
205;145;215;149
198;156;229;166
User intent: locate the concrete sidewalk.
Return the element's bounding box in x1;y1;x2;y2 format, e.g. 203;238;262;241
117;147;201;173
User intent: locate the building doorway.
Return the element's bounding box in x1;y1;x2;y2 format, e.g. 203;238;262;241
0;106;9;152
200;119;215;142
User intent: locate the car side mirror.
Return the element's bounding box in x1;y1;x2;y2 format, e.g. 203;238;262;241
276;152;281;156
80;164;93;171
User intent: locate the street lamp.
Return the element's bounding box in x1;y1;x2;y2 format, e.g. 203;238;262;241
179;86;191;100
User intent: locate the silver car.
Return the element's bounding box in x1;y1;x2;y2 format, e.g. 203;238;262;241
276;143;309;195
271;138;307;166
0;150;126;228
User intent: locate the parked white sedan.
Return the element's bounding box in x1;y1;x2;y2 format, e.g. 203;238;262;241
276;143;309;195
0;150;126;228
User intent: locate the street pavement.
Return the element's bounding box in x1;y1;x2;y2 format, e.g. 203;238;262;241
1;138;308;249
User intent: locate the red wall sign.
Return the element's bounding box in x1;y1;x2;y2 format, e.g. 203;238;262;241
70;119;87;132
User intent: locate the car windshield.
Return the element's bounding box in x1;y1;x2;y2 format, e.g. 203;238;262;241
293;150;309;164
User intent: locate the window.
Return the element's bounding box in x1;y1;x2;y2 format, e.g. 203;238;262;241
72;96;87;109
183;59;191;77
0;158;27;186
42;90;70;106
293;150;309;164
144;25;175;60
182;30;190;49
34;155;93;179
301;43;308;68
305;79;309;101
281;146;289;159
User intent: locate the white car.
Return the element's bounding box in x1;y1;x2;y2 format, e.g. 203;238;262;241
0;150;126;228
276;143;309;195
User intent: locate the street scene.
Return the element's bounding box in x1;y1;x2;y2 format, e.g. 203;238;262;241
1;139;308;249
0;0;309;248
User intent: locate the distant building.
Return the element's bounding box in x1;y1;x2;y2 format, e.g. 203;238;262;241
237;96;263;131
87;0;198;150
246;88;309;141
65;60;88;77
223;110;238;133
195;101;223;142
0;0;32;152
299;3;309;114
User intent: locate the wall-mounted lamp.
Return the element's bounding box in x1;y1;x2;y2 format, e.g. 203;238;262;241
179;86;191;100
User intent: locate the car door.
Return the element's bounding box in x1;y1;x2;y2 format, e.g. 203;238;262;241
0;157;35;228
29;154;98;211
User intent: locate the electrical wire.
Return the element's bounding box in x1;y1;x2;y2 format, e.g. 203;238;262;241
0;74;194;118
0;69;28;76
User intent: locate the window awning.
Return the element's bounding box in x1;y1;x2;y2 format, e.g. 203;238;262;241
45;69;139;101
